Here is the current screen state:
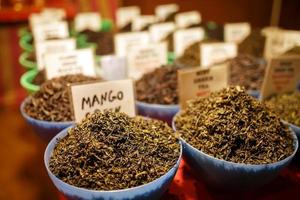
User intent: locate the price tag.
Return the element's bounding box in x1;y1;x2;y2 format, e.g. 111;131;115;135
41;8;66;19
201;42;237;67
149;22;176;42
29;13;62;28
69;79;136;122
74;12;101;32
44;48;96;79
132;15;158;31
174;27;205;56
114;32;150;56
116;6;141;29
260;55;300;99
32;21;69;42
175;11;201;28
224;22;251;43
155;4;179;21
178;63;229;108
127;42;168;80
35;38;76;70
101;55;127;81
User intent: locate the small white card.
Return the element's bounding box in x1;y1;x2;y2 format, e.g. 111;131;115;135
155;4;179;21
149;22;176;42
29;13;62;28
35;38;76;70
44;48;96;79
132;15;158;31
116;6;141;28
32;21;69;42
224;22;251;43
101;55;128;81
69;79;136;122
201;42;237;67
41;8;66;19
74;12;101;32
175;11;201;28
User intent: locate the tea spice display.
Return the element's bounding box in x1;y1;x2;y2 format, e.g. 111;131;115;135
24;74;100;121
238;29;266;58
175;86;295;164
49;111;180;190
265;92;300;126
229;54;266;91
136;65;179;105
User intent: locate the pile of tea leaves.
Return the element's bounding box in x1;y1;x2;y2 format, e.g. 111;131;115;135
265;92;300;126
24;74;100;121
49;111;180;190
175;86;295;164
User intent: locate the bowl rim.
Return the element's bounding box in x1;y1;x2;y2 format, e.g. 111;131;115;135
172;111;299;168
44;125;183;194
20;96;74;125
136;100;179;109
20;69;40;93
19;51;37;69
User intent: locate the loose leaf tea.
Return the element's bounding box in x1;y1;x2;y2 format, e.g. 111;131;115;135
32;70;46;85
175;86;295;164
49;111;180;190
265;92;300;126
24;74;100;121
238;29;266;57
228;54;266;91
136;65;179;104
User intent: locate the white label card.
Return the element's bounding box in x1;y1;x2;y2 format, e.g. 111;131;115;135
116;6;141;28
41;8;66;19
175;11;201;28
201;42;237;67
44;48;96;79
155;4;179;21
127;42;168;80
32;21;69;42
29;13;62;28
174;27;205;56
224;22;251;43
114;32;150;56
101;55;128;81
149;22;176;42
178;63;229;109
35;38;76;70
74;12;101;32
69;79;136;122
132;15;158;31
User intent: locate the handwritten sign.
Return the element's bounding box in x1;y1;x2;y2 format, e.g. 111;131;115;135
201;42;237;68
69;79;136;122
178;64;229;108
175;11;201;28
155;4;179;21
35;38;76;70
132;15;158;31
260;55;300;99
100;55;127;81
174;27;205;56
127;42;167;80
116;6;140;29
44;48;96;79
149;22;176;42
114;32;150;56
32;21;69;42
74;12;101;32
224;22;251;43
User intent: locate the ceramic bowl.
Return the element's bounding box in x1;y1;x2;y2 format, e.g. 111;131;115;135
288;123;300;139
20;69;40;94
19;51;37;70
44;126;182;200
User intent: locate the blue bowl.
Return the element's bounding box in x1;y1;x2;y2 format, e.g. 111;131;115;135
44;126;182;200
289;123;300;139
20;97;74;141
172;113;298;190
136;101;179;126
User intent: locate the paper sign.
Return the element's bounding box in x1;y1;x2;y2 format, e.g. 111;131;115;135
74;12;101;32
175;11;201;28
44;48;96;79
41;8;66;19
35;38;76;70
29;13;62;28
101;55;127;80
201;42;237;67
149;22;176;42
114;32;150;56
132;15;158;31
260;55;300;99
69;79;136;122
224;22;251;43
155;4;179;21
116;6;141;28
127;42;168;80
178;64;229;108
32;21;69;42
174;27;205;56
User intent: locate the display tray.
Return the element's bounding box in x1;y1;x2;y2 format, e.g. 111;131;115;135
58;159;300;200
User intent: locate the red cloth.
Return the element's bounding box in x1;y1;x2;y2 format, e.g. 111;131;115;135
59;159;300;200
